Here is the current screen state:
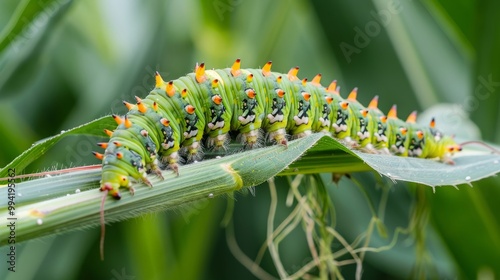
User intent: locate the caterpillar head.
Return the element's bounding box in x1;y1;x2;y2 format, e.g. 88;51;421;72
100;171;130;199
428;136;461;164
444;140;462;154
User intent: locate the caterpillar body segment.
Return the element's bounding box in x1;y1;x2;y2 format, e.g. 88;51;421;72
94;59;462;199
344;89;374;149
365;96;390;153
328;90;355;142
385;106;410;156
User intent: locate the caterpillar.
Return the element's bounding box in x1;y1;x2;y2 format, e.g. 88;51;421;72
93;59;462;199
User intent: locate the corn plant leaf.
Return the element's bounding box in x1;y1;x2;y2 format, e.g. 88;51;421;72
1;115;500;244
0;116;115;178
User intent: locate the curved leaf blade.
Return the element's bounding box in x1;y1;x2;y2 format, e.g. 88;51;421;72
1;132;500;245
0;116;114;178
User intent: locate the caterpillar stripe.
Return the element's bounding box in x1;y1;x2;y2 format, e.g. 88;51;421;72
93;59;462;199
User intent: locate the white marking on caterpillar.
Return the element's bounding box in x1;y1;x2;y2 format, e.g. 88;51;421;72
319;117;330;127
238;114;255;125
408;148;423;157
357;131;370;140
183;130;198;138
208;120;225;130
293;115;309;126
391;145;406;154
267;113;284;123
333;123;348;133
375;133;388;143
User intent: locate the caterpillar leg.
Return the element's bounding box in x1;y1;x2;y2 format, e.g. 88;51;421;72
268;128;288;146
338;136;359;149
170;164;179;176
291;130;312;140
238;129;264;149
162;152;180;176
360;143;378;154
129;186;136;196
147;158;164;180
378;147;391;155
184;141;205;162
150;168;164;180
441;156;455;165
390;145;406;155
206;134;230;150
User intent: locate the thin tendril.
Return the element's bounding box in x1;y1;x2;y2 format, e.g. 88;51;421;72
100;190;108;261
459;141;500;154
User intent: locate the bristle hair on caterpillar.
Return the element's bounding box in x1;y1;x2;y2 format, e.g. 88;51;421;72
93;59;462;199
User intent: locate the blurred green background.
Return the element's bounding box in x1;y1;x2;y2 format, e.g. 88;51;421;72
1;0;499;279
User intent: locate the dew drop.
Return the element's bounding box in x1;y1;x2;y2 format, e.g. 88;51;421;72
75;189;81;193
60;130;66;134
37;219;43;225
216;156;221;159
465;176;471;181
193;160;199;164
208;193;214;198
387;172;391;176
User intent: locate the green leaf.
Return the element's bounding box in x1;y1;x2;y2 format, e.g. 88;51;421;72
373;0;472;107
470;0;500;142
0;0;74;96
0;0;72;53
349;151;500;187
0;116;115;178
0;133;323;245
1;126;500;245
285;135;500;187
427;176;500;278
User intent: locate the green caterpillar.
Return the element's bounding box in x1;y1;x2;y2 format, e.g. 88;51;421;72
93;59;462;199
